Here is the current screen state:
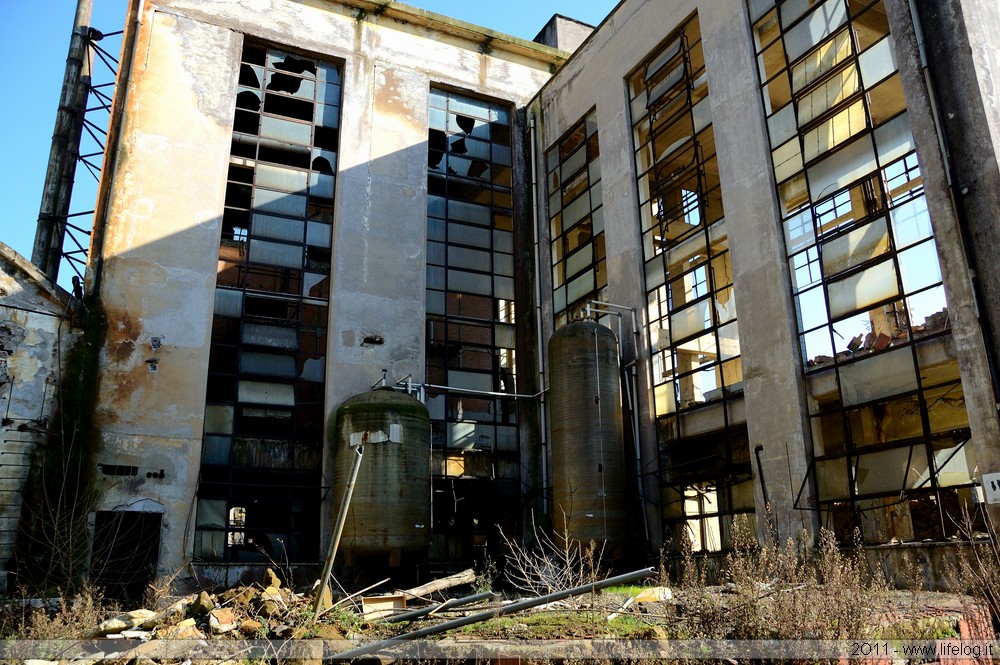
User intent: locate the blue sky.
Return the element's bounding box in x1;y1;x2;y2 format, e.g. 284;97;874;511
0;0;617;284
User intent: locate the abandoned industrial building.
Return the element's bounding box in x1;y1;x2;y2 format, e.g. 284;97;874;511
3;0;1000;595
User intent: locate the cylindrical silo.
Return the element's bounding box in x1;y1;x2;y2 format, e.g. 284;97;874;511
332;388;430;564
548;319;628;546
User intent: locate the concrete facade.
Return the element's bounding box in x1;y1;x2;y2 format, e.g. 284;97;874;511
80;0;561;585
8;0;1000;588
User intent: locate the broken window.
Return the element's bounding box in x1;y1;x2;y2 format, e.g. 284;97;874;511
659;427;753;553
629;15;751;552
749;0;976;544
195;43;341;563
425;88;520;565
545;110;606;327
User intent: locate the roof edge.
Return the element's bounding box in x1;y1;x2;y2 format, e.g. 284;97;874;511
0;241;78;312
335;0;570;64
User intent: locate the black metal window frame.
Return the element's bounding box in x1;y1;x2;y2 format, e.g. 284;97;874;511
544;109;606;328
425;87;522;563
627;15;753;553
748;0;979;542
195;42;343;563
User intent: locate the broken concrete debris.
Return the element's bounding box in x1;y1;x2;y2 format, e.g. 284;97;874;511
46;566;666;663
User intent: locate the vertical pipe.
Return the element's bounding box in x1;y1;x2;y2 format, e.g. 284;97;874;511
528;116;549;514
33;0;94;280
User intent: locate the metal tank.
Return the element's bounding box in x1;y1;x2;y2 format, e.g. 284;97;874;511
548;319;628;546
332;388;430;563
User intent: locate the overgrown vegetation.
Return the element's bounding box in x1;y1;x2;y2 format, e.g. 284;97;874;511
5;508;998;658
11;304;105;595
667;518;890;640
0;585;119;640
945;505;1000;638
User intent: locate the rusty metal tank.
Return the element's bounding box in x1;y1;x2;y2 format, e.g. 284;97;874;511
333;388;430;561
548;319;628;546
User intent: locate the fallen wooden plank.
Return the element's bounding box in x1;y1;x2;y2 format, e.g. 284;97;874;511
399;568;476;598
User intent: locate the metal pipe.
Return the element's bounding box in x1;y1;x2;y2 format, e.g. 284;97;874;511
753;444;777;542
584;305;624;347
312;445;364;621
380;591;497;624
528;115;550;515
419;383;536;399
34;0;94;280
333;567;656;659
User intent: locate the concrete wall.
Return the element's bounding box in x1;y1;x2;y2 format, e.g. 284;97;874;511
90;0;558;575
0;243;81;585
89;3;241;577
533;15;595;54
698;3;815;542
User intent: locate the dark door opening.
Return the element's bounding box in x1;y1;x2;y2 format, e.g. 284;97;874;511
91;511;162;602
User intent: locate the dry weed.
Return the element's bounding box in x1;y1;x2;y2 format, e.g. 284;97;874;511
500;511;606;601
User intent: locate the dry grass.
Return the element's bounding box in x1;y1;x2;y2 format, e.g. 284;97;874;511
0;584;119;639
667;517;891;640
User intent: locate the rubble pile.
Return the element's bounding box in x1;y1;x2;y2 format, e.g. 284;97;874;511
88;571;348;643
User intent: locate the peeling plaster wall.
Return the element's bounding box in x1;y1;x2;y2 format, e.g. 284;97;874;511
0;244;80;583
150;0;554;404
91;8;241;575
93;0;556;575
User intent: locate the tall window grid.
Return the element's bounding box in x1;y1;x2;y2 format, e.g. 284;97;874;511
195;44;341;562
748;0;978;542
545;110;606;328
628;16;753;553
425;88;521;563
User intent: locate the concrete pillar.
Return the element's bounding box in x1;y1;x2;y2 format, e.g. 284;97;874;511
699;2;817;543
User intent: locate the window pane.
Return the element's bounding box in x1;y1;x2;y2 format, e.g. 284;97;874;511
250;239;303;269
827;257;898;319
820;217;890;276
839;347;917;406
855;446;925;496
784;0;849;61
253;214;304;243
238;380;296;406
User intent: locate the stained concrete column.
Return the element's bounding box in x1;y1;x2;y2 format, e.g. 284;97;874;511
884;0;1000;494
91;11;242;574
699;2;817;543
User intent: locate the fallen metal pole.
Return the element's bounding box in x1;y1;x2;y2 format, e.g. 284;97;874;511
333;567;655;659
380;590;497;624
312;445;364;621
